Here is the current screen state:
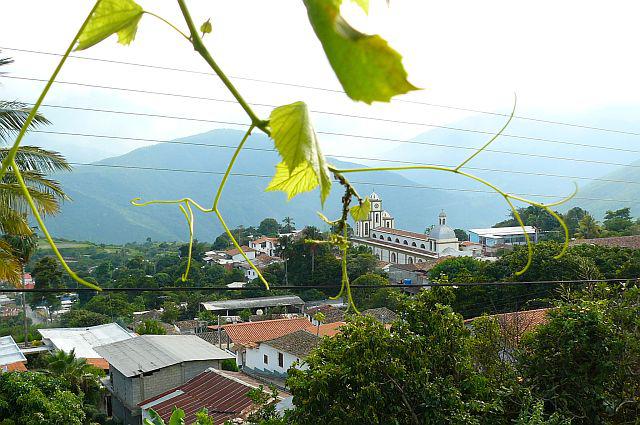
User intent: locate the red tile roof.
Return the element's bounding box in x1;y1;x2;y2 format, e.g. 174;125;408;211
225;246;255;256
374;227;429;241
570;235;640;249
4;361;27;372
305;321;345;337
222;317;312;346
139;368;255;424
251;237;278;244
305;305;345;323
86;358;109;370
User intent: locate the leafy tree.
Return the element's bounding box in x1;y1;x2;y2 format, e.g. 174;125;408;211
144;407;216;425
212;233;231;250
454;228;469;241
603;207;634;234
29;257;63;317
58;309;109;327
494;206;560;233
0;371;86;425
161;301;180;323
287;288;505;424
563;207;588;237
519;286;640;424
135;320;167;335
575;213;601;239
350;272;388;309
257;218;280;237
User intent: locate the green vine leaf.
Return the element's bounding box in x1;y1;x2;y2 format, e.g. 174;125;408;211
266;161;328;201
76;0;144;51
269;102;331;204
303;0;417;104
350;197;371;221
200;19;212;36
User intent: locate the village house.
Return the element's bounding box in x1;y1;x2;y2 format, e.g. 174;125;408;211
304;304;345;325
353;192;470;264
219;317;312;367
95;335;235;425
248;236;280;257
38;323;134;371
243;330;319;378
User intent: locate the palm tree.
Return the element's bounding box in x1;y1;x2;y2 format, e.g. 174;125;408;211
42;349;104;401
0;53;71;283
281;216;296;233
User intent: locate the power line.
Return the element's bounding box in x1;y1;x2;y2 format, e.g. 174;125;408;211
4;46;640;138
7;74;640;155
32;102;640;170
39;160;634;202
1;278;636;293
31;129;640;187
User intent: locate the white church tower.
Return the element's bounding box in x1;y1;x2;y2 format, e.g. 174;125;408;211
355;192;395;238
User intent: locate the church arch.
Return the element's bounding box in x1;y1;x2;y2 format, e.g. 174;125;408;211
379;235;384;240
417;259;423;263
412;242;417;247
408;257;414;264
420;243;425;249
387;237;392;241
391;252;396;263
395;238;400;243
403;240;408;245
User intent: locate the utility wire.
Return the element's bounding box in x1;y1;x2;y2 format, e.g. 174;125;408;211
1;278;637;293
7;74;640;155
30;102;640;170
27;159;633;202
30;129;640;187
4;46;640;138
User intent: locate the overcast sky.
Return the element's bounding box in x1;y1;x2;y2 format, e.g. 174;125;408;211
2;0;640;162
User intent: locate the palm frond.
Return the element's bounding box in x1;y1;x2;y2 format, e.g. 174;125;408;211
3;170;69;200
0;240;21;286
0;183;60;215
0;206;31;236
1;145;71;173
0;101;50;143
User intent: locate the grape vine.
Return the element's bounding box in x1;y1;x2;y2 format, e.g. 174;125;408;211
3;0;575;310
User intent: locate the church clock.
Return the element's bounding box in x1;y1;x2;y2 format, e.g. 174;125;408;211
373;202;380;210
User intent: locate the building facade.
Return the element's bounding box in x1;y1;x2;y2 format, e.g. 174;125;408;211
353;192;469;264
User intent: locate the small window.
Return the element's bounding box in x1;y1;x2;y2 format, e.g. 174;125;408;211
395;238;400;243
278;352;284;368
403;240;408;245
412;242;417;247
263;354;268;364
387;237;392;241
420;244;425;249
379;235;384;240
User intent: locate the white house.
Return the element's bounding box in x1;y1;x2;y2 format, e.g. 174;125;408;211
249;237;280;257
243;330;318;378
353;192;470;264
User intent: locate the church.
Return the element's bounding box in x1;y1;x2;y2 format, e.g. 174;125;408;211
353;192;470;264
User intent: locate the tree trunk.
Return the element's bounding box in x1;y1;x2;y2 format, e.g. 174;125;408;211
21;265;28;347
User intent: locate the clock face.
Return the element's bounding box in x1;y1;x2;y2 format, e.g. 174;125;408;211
373;203;380;209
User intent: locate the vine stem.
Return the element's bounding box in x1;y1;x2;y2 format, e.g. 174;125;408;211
11;159;101;290
212;125;269;288
0;0;101;181
145;11;191;42
330;163;576;275
178;201;194;281
175;0;267;132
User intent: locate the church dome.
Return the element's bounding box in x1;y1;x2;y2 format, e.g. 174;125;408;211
429;225;456;240
369;192;380;201
381;210;391;218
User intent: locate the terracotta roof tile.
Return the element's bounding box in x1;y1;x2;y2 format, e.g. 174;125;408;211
570;235;640;249
305;321;345;337
225;246;256;256
4;361;27;372
222;317;311;345
85;358;109;370
139;368;255;424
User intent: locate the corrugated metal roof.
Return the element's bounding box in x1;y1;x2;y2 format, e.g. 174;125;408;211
38;323;133;359
468;226;537;237
201;295;304;312
139;368;256;424
94;335;234;377
0;336;26;366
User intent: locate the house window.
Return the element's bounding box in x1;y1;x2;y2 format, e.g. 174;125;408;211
408;257;414;264
278;352;284;368
263;354;268;364
391;253;396;263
